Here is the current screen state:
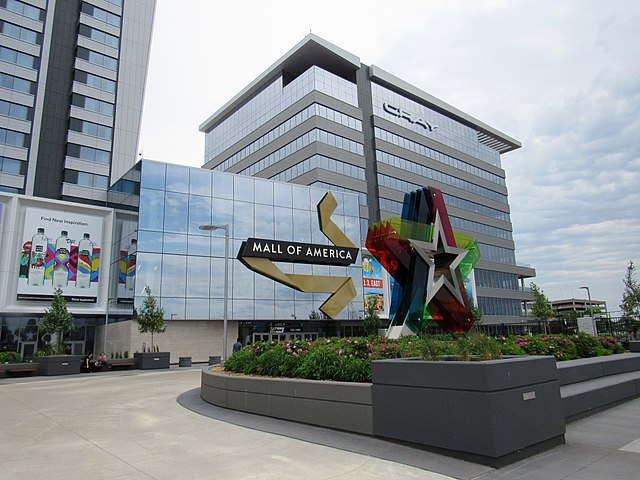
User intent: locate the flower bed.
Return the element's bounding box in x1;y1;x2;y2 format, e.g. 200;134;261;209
224;333;625;383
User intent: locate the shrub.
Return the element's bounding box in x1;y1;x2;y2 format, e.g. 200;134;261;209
0;351;22;363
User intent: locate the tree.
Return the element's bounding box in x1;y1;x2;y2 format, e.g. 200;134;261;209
137;286;166;351
363;304;381;336
40;287;74;354
620;261;640;339
530;283;554;334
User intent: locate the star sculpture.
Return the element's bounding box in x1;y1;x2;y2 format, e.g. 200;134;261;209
366;187;479;335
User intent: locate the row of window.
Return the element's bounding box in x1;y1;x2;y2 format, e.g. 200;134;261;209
474;269;521;290
379;193;510;224
238;129;364;176
215;103;362;171
205;66;359;161
0;71;35;95
477;242;516;265
77;46;117;71
67;143;111;165
376;197;512;241
270;154;365;183
0;19;40;45
0;0;44;21
74;69;116;93
0;98;32;121
0;45;38;69
69;118;112;140
71;92;114;117
0;155;24;174
374;127;506;186
110;178;138;194
310;181;368;207
64;169;109;190
0;126;28;147
449;216;512;241
377;153;508;204
78;23;119;49
477;297;522;317
81;2;121;27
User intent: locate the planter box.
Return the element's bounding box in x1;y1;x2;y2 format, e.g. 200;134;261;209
0;362;40;377
34;355;82;376
372;356;565;468
208;355;221;366
201;369;373;435
179;356;192;367
134;352;170;370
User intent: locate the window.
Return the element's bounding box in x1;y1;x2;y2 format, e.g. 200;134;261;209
74;70;116;93
69;118;112;140
71;93;114;116
0;45;38;69
0;99;31;121
0;127;29;148
0;0;44;21
78;24;119;49
80;2;121;27
64;170;109;190
0;156;25;174
0;72;35;95
77;47;117;71
0;20;41;44
67;143;111;164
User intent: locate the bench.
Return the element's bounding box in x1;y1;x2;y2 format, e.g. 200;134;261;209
1;365;39;377
109;359;137;370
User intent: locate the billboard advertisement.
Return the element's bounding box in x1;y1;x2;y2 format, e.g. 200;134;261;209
116;217;137;304
17;206;103;302
362;250;387;317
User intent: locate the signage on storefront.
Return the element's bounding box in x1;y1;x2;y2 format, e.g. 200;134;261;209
383;103;437;132
239;238;358;266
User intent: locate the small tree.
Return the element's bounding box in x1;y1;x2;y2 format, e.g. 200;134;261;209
137;286;166;351
40;287;74;354
620;261;640;339
530;283;554;334
363;304;381;336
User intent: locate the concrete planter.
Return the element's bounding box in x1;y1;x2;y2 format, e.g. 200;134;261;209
208;355;221;366
34;355;82;376
629;341;640;353
134;352;170;370
179;356;192;367
372;356;565;468
201;368;373;434
0;362;40;377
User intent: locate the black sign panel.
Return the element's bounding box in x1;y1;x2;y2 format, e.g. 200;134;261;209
238;238;358;266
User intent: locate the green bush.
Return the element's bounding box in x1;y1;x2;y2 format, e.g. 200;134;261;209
0;351;22;363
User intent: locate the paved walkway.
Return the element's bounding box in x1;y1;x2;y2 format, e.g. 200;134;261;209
2;367;640;479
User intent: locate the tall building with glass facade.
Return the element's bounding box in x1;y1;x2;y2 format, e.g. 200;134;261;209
200;34;535;327
0;0;155;205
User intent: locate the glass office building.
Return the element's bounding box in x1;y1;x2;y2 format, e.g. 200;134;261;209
200;34;536;327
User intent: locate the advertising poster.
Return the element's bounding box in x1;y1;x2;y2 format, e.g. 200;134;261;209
117;233;137;304
362;250;386;316
17;206;103;303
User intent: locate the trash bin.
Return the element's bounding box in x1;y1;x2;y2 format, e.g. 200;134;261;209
208;355;221;366
178;356;192;367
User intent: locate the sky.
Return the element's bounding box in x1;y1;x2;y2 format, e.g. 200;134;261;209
138;0;640;314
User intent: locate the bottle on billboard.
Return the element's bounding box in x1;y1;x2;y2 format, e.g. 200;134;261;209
29;228;47;286
53;230;70;288
126;238;137;291
76;233;93;289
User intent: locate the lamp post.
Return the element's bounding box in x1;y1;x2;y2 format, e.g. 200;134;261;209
199;224;230;361
579;286;592;318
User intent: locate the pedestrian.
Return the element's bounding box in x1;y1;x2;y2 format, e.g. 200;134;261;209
232;338;242;352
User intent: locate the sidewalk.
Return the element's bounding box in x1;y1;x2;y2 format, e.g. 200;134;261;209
2;367;640;479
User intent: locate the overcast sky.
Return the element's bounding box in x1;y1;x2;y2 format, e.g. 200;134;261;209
138;0;640;313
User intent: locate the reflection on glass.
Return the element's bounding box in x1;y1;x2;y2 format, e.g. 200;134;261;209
138;229;162;253
233;300;254;320
274;206;293;241
187;235;210;256
234;175;254;203
163;192;188;233
255;204;274;238
293;209;311;243
165;164;189;193
273;183;292;207
187;256;210;297
211;198;233;232
255;274;274;300
141;161;165;190
161;254;186;297
213;172;233;199
163;233;187;254
160;297;186;319
232;260;254;299
189;168;212;196
210;257;226;295
292;185;311;211
188;195;212;234
136;252;162;296
254;299;275;319
233;201;254;240
254;178;273;205
139;189;165;231
186;298;210;319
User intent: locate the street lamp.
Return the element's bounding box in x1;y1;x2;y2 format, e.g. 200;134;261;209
579;286;592;318
200;224;230;361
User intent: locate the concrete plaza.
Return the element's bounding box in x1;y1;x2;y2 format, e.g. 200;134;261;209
2;367;640;479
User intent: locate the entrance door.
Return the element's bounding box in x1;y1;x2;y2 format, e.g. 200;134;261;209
68;341;85;355
20;342;37;359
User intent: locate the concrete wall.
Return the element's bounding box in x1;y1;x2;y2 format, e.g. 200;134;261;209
97;319;239;363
